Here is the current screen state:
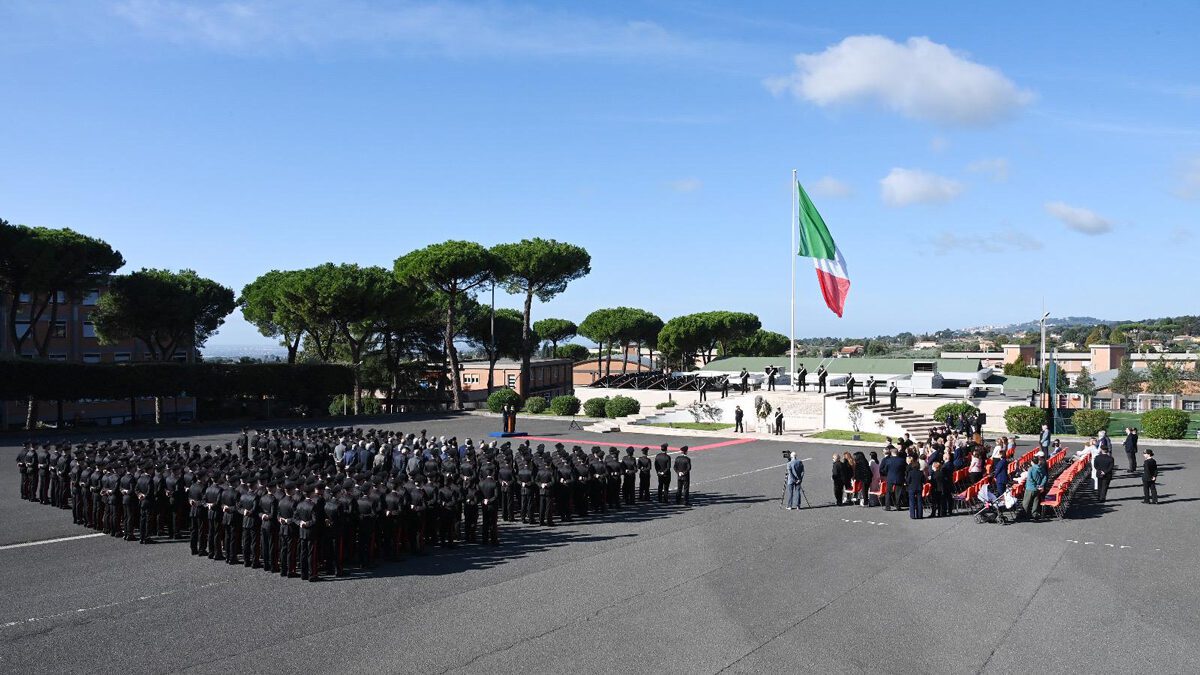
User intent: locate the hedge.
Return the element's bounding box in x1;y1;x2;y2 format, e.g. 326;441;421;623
549;395;581;416
1004;406;1045;434
655;400;677;409
582;397;609;418
0;361;354;401
328;395;382;416
1141;408;1191;439
933;402;977;423
604;395;640;419
523;396;547;414
486;388;522;414
1071;409;1111;437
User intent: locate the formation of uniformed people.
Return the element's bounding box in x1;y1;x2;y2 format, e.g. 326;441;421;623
15;427;696;581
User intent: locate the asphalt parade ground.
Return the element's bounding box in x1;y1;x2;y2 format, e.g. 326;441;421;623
1;414;1197;674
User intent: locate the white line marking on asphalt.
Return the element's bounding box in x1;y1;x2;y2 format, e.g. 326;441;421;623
695;462;788;485
0;533;104;551
0;581;229;630
1065;539;1154;553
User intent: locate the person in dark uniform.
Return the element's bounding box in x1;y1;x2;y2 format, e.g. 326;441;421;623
16;444;31;501
276;482;297;576
734;406;744;433
739;368;749;393
797;364;808;392
517;462;535;523
119;466;137;541
845;373;856;400
479;471;500;546
36;446;51;505
721;377;729;399
817;366;828;393
258;483;278;572
135;464;155;543
605;450;623;510
588;451;608;515
293;486;320;581
698;378;708;402
766;366;777;391
1123;428;1139;473
1141;449;1158;504
406;479;426;555
673;447;692;505
1093;449;1115;502
831;453;848;506
905;458;925;519
204;474;223;558
220;474;241;565
359;487;380;561
888;382;899;411
239;478;260;568
867;376;878;405
497;461;515;522
654;444;672;503
773;408;784;435
535;461;556;526
636;447;652;501
620;447;637;505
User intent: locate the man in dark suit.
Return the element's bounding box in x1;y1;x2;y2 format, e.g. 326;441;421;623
1141;449;1158;504
817;366;828;393
766;366;777;391
734;406;744;433
867;376;878;405
1123;428;1139;473
881;448;906;510
739;368;749;394
845;373;856;400
1093;449;1115;502
797;364;807;392
673;447;692;505
888;383;899;411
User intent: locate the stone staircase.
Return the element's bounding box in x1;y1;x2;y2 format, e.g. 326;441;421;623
824;392;940;439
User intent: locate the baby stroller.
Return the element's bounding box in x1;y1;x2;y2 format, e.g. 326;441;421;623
973;484;1016;525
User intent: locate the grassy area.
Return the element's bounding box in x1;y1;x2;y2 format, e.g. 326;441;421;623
646;422;734;431
1102;411;1200;437
809;429;890;443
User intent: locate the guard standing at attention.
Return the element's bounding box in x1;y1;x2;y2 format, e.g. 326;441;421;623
636;447;652;501
654;444;672;504
673;447;692;506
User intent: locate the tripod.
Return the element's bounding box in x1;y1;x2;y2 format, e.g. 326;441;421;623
567;416;584;431
779;481;813;509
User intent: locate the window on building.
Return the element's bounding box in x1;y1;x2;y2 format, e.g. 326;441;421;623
1149;397;1173;410
170;352;187;363
83;290;100;306
15;321;30;338
1090;398;1112;410
48;353;67;361
506;373;517;388
1119;398;1139;411
82;353;101;364
114;352;132;363
83;321;97;338
52;321;66;338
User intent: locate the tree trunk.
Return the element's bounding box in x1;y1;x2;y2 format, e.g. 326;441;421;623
519;291;533;399
487;354;497;393
621;342;630;374
287;333;300;364
604;341;612;379
445;290;463;409
25;395;35;430
154;396;162;425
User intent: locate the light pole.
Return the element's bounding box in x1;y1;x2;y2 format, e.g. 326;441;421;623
1039;310;1050;427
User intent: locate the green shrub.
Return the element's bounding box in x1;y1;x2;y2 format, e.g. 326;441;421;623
1071;409;1111;437
605;395;641;418
655;400;678;409
582;397;609;418
1004;406;1044;434
486;388;522;414
328;395;382;416
523;396;547;414
1140;408;1190;439
549;394;582;416
933;402;977;423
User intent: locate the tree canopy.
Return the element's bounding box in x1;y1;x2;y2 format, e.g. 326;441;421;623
727;329;790;357
93;268;235;360
657;311;761;366
533;317;578;354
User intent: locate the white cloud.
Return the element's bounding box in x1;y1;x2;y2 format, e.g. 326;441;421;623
1177;158;1200;199
967;157;1009;182
932;230;1042;255
880;168;963;206
1044;201;1114;235
767;35;1033;126
109;0;693;57
668;178;702;193
807;176;852;198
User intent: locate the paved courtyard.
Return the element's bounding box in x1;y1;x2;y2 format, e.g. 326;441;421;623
0;413;1196;673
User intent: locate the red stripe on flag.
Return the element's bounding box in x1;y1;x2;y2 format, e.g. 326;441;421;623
815;268;850;317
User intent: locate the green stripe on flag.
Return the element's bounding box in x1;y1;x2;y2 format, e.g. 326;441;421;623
797;182;836;260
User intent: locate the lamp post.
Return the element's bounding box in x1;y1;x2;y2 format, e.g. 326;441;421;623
1039;310;1050;429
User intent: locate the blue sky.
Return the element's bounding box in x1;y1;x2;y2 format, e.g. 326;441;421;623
2;1;1197;347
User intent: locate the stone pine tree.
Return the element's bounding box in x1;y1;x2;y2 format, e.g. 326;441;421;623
492;239;591;399
394;241;504;410
92;268;235;424
239;269;309;364
533;318;577;356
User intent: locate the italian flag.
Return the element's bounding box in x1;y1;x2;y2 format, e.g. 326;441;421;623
797;181;850;317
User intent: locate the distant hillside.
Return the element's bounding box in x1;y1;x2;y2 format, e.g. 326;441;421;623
963;316;1119;334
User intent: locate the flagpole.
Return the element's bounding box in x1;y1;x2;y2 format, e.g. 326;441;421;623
789;169;797;392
